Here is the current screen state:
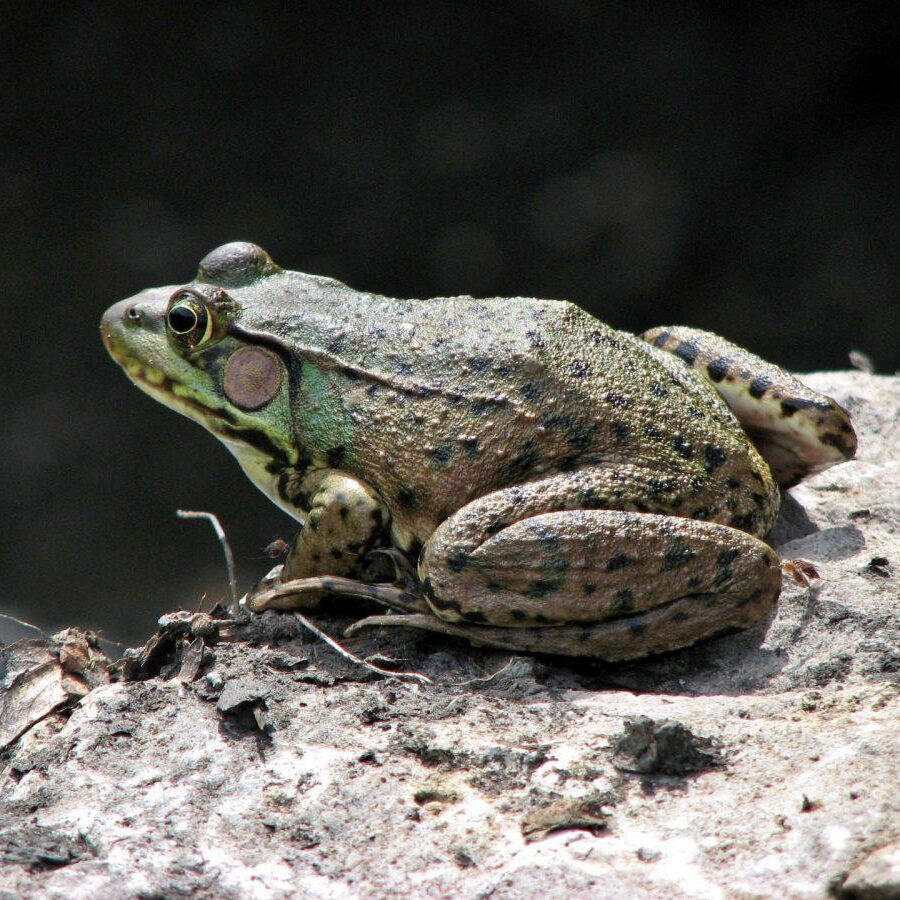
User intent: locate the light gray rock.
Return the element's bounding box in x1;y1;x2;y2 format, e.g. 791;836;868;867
839;840;900;898
1;372;897;899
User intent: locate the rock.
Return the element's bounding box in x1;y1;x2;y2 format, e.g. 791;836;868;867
0;372;897;898
839;841;900;899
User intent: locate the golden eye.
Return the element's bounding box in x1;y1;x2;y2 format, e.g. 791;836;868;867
166;292;214;348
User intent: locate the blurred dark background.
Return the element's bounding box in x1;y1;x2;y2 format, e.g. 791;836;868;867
2;1;898;644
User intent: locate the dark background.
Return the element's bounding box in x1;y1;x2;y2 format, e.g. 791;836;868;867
2;2;898;644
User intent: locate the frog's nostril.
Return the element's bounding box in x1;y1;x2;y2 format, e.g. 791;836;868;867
126;306;141;323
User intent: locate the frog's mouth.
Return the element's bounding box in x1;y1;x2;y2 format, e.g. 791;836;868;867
101;296;236;432
108;349;227;427
103;333;298;484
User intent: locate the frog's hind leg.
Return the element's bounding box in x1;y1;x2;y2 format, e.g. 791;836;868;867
346;585;772;662
643;326;856;488
350;476;782;661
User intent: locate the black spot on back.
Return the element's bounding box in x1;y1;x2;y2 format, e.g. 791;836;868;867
507;439;540;477
674;340;699;365
718;549;739;568
749;376;772;399
396;485;417;509
781;397;830;417
605;391;631;409
570;361;591;378
567;422;597;449
446;549;469;572
461;610;489;624
606;553;632;571
730;512;756;531
542;413;573;431
431;445;453;466
706;357;729;382
526;579;558;599
612;588;635;612
663;540;696;570
704;446;728;471
672;436;693;459
821;431;853;454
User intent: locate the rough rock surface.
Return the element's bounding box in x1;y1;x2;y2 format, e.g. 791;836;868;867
1;371;897;899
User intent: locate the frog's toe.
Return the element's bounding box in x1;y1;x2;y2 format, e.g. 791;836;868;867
246;575;426;614
345;583;777;662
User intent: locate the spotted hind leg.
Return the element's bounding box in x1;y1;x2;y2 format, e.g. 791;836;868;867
349;477;782;661
643;326;857;487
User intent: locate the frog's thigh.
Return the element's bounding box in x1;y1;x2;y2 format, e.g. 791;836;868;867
248;471;389;611
418;501;780;659
644;325;856;487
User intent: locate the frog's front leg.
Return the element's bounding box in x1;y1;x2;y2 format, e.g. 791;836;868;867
351;473;781;661
246;470;390;611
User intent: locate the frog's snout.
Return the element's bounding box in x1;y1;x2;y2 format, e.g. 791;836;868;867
101;298;132;351
101;291;169;357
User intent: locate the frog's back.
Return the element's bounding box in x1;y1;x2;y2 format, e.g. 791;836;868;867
274;285;776;543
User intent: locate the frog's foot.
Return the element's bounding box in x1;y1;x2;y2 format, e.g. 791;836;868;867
643;326;857;488
347;582;774;661
366;546;419;582
781;558;820;587
246;575;427;614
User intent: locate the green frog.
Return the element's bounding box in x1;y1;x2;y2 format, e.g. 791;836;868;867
101;242;856;661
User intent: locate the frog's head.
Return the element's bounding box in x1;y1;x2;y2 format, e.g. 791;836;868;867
101;242;300;469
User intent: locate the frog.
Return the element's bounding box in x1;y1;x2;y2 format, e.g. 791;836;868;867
100;242;857;661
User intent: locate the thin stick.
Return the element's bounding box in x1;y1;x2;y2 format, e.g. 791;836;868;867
453;656;517;687
177;510;238;605
293;613;432;685
0;611;46;637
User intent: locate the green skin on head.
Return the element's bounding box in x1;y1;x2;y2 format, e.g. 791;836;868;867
101;242;857;661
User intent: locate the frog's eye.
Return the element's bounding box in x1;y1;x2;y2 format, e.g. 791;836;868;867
166;291;215;349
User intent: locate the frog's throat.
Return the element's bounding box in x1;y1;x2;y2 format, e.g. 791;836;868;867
116;353;299;473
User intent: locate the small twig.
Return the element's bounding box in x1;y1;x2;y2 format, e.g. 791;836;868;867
292;613;432;685
176;510;237;605
453;656;517;687
0;611;46;637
